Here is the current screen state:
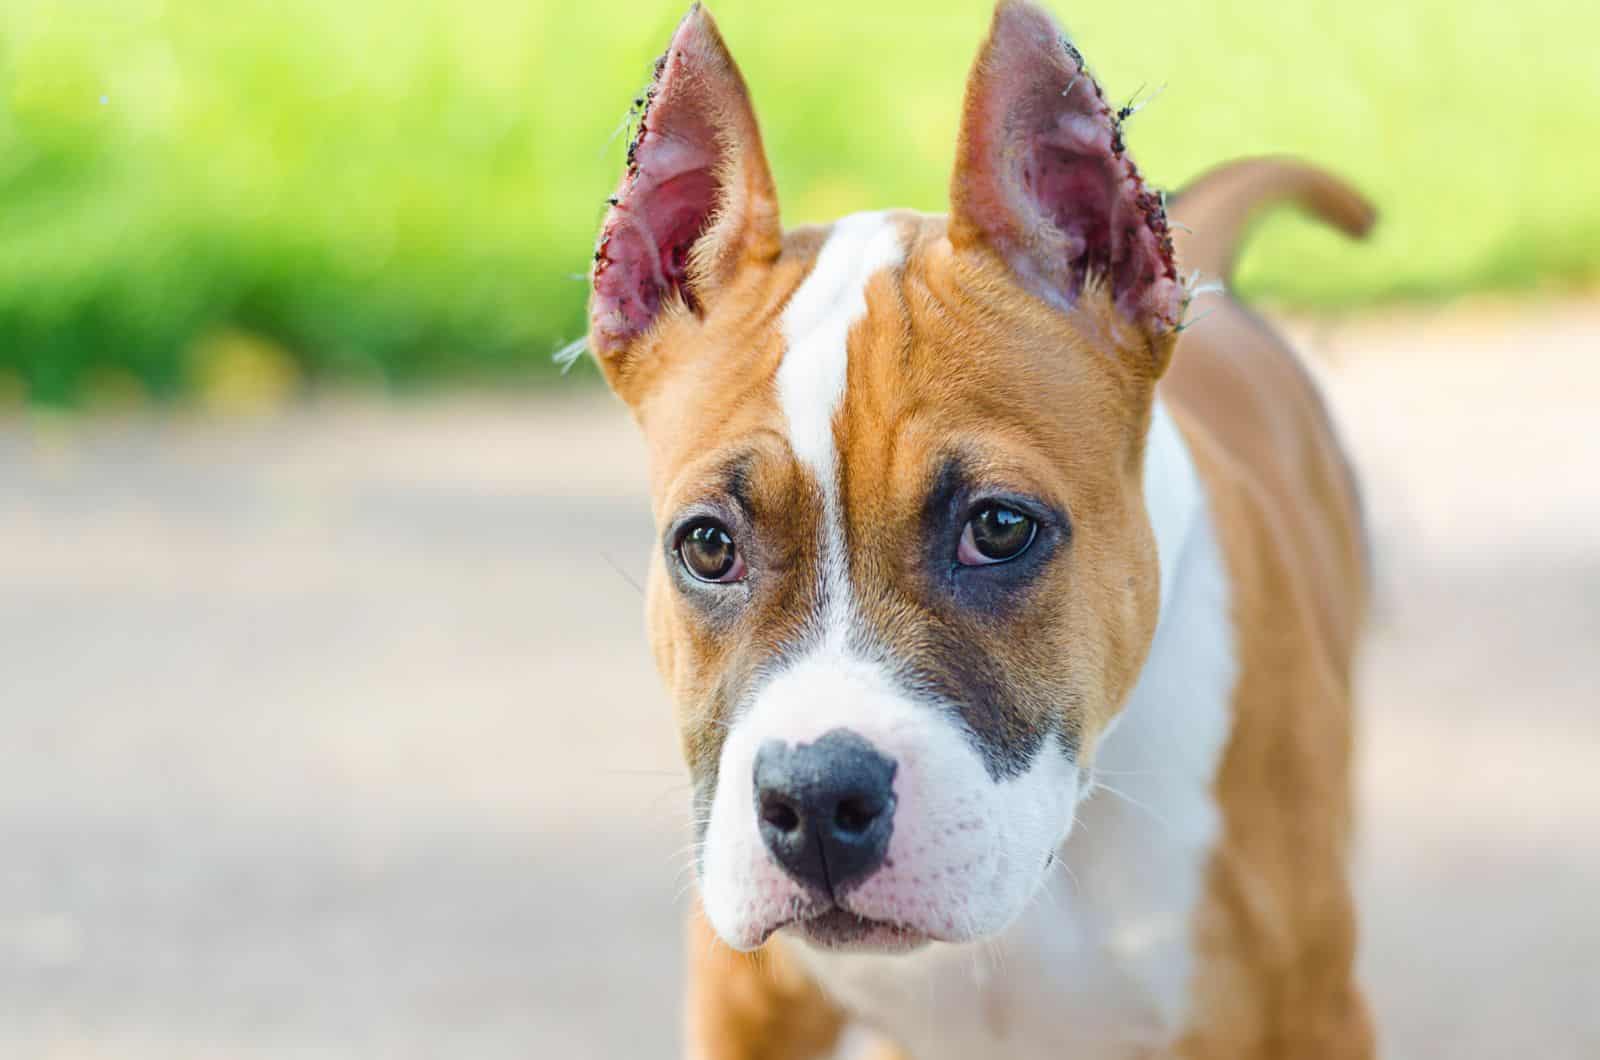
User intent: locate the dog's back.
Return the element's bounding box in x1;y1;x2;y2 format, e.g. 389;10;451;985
1169;158;1374;662
1160;159;1377;1057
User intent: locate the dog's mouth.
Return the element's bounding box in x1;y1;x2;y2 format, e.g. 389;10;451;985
782;907;929;953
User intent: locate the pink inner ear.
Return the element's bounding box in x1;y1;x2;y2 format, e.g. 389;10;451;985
590;18;742;358
1027;140;1116;281
1024;113;1177;326
955;3;1180;333
593;154;718;341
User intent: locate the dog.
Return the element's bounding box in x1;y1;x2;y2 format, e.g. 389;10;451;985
583;2;1375;1056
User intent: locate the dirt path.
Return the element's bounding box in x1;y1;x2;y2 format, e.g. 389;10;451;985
2;299;1596;1058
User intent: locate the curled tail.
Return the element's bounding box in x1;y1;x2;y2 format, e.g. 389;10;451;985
1169;157;1376;285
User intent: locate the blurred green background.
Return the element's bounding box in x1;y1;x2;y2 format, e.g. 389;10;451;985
1;0;1595;406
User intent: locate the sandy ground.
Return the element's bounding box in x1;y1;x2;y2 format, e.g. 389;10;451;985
2;299;1597;1059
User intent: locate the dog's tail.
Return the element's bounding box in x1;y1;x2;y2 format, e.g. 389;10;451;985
1169;157;1376;285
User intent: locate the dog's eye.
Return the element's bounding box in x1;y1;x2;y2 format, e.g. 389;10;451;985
958;503;1037;565
678;519;745;583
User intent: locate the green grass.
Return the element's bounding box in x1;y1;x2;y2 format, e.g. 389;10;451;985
1;0;1596;403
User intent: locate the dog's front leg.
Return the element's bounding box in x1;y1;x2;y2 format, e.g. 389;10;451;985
685;907;848;1060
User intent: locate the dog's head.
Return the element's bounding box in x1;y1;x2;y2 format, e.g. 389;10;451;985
586;1;1184;953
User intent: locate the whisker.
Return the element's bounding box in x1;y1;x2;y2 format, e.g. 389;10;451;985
600;551;645;595
1090;779;1178;835
554;336;588;372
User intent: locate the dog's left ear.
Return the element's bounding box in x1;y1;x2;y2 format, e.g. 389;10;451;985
588;4;782;394
950;1;1182;358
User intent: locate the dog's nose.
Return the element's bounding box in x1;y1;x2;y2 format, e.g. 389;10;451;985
753;728;897;895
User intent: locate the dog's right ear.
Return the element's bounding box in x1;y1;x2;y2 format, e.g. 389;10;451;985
586;4;781;396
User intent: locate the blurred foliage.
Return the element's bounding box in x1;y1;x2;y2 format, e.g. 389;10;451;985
0;0;1595;404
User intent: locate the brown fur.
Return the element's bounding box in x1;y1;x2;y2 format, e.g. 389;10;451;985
686;905;847;1059
673;190;1373;1060
1161;160;1374;1056
637;210;1170;802
588;6;1373;1057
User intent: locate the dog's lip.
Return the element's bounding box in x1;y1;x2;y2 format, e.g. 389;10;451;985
781;906;930;952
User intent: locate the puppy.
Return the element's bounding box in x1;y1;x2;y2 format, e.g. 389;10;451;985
583;3;1375;1056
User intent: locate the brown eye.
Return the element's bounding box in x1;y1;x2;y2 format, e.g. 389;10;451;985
958;503;1037;565
678;520;745;583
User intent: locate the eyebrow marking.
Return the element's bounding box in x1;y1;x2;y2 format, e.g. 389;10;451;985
721;454;755;516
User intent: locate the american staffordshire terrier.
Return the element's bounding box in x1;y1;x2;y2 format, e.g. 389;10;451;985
583;3;1376;1056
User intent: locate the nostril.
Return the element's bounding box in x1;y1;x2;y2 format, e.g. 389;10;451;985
752;729;897;895
760;797;802;834
832;795;882;836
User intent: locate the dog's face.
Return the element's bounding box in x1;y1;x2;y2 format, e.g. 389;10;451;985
586;1;1184;953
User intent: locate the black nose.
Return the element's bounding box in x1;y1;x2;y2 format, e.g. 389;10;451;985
753;728;897;896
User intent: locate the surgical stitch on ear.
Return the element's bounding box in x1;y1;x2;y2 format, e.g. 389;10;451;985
598;62;660;162
1115;83;1167;125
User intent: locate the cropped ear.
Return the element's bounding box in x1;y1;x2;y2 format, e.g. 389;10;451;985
950;1;1182;347
588;4;781;389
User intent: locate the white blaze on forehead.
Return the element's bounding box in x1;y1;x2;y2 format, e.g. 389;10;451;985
774;210;905;647
775;211;906;480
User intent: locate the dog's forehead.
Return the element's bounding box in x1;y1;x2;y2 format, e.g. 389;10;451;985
644;209;1133;516
775;211;910;479
641;212;910;506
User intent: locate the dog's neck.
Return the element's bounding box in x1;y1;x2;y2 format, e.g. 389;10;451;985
1068;398;1236;1030
1143;399;1205;626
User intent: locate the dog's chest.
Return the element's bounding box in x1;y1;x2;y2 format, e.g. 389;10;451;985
796;871;1176;1060
795;499;1238;1060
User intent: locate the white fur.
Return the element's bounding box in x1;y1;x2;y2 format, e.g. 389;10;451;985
774;212;905;647
703;214;1236;1054
1144;400;1203;614
699;647;1081;951
796;398;1238;1059
702;211;1089;953
775;210;905;481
